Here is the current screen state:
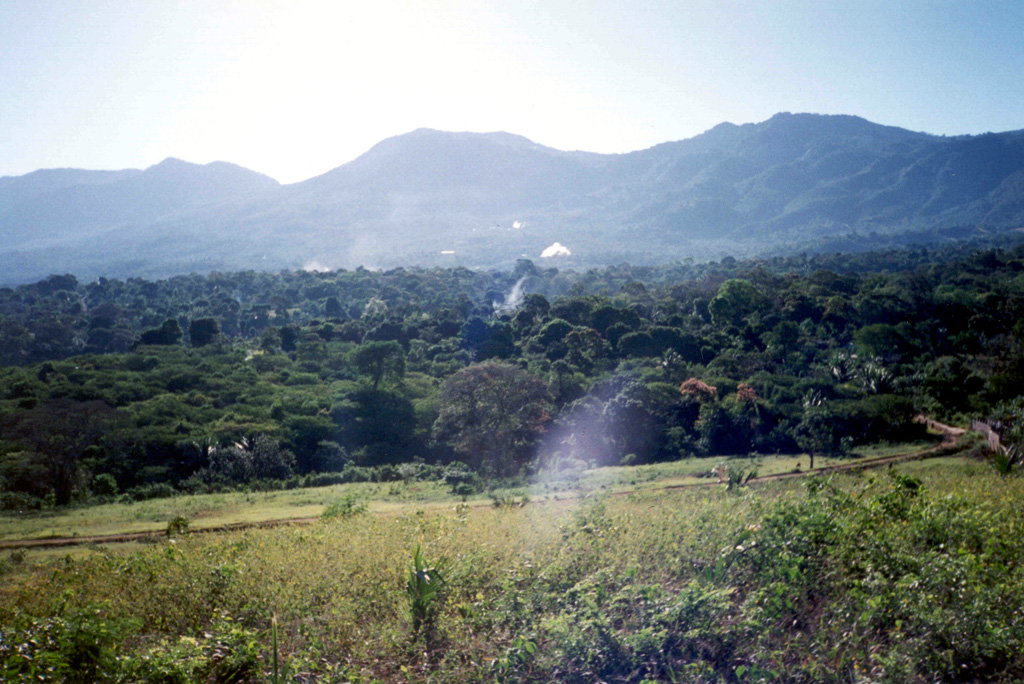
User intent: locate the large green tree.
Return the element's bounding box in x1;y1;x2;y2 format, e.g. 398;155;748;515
188;317;220;347
708;279;768;326
432;361;551;476
5;399;127;505
353;340;406;390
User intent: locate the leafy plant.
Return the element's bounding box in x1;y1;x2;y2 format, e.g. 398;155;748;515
0;605;139;684
406;545;448;645
269;614;291;684
490;492;529;508
726;466;757;491
321;493;367;520
992;443;1023;475
166;514;190;537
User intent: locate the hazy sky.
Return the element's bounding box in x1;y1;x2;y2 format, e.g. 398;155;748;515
3;1;1023;183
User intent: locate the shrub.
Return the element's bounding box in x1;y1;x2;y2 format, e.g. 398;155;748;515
406;545;448;646
0;491;46;511
91;473;118;498
321;494;367;520
0;605;140;684
166;515;190;537
124;482;176;501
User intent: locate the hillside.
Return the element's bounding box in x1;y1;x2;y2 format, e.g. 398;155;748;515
3;113;1024;283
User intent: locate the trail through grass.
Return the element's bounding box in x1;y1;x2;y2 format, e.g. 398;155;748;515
0;439;946;546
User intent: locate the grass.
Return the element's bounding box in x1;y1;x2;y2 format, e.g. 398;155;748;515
2;456;1022;683
540;438;943;494
0;440;945;546
0;480;453;542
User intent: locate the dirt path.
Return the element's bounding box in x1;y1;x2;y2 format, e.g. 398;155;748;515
0;416;970;551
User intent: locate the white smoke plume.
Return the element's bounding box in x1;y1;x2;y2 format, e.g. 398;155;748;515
540;242;571;258
302;260;331;272
493;276;528;315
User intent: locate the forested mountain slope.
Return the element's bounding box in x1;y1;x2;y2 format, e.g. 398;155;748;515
3;113;1024;284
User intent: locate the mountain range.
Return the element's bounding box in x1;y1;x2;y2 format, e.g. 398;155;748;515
3;112;1024;284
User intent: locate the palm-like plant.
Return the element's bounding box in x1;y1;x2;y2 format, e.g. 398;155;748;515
993;444;1023;476
407;545;448;644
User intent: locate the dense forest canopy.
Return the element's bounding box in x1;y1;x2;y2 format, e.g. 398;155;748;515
3;241;1024;508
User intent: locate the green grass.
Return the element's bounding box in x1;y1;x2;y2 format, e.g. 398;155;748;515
0;440;945;545
2;457;1022;683
0;480;455;542
540;438;943;494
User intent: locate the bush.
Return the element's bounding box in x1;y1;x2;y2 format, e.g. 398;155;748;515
442;461;478;493
166;515;190;537
117;615;261;684
124;482;176;502
0;491;46;511
452;482;475;497
321;494;367;520
91;473;118;498
0;605;140;684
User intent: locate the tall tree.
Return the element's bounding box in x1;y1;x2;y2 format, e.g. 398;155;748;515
188;317;220;347
432;361;551;476
5;399;127;505
353;340;406;390
138;318;183;346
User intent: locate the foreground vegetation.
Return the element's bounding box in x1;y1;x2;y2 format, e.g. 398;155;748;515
2;458;1022;683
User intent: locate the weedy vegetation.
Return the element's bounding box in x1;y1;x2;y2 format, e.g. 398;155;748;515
1;457;1022;683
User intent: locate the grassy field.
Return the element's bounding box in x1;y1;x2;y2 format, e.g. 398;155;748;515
0;440;941;545
0;480;450;543
3;446;1021;683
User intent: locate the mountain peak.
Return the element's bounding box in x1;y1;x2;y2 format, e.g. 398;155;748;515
148;157;193;171
381;128;543;151
140;157;279;188
760;111;931;141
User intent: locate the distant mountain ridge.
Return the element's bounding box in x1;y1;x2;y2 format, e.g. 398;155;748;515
3;113;1024;284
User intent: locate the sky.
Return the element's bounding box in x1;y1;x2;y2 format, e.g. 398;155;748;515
2;0;1024;184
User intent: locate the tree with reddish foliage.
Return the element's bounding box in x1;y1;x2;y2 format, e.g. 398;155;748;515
680;378;718;403
736;383;758;403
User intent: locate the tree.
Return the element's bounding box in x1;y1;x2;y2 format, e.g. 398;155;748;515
284;415;337;471
679;378;717;403
461;318;515;359
138;318;183;346
853;323;908;361
189;317;220;347
432;361;551;476
565;328;606;371
348;388;417;463
5;399;127;505
353;340;406;390
796;391;846;469
207;435;296;483
535;318;573;346
325;296;344;319
708;279;767;326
